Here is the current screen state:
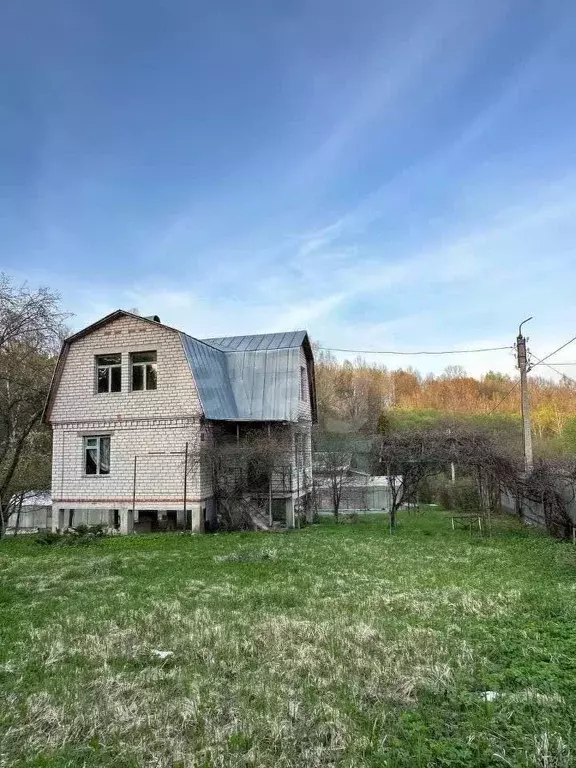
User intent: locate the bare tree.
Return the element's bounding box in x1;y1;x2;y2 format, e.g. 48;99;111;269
202;425;294;531
0;275;68;354
0;276;69;535
313;432;357;521
375;428;447;528
519;458;576;539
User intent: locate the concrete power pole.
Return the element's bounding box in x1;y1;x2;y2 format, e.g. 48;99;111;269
517;317;534;475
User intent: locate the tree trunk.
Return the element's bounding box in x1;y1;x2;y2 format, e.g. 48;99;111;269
0;499;6;539
14;493;23;536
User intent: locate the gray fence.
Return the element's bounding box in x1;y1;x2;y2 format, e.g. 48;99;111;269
501;481;576;534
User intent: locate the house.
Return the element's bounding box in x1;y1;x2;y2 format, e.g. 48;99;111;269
43;310;317;533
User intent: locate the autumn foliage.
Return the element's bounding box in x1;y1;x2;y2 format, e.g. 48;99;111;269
315;348;576;453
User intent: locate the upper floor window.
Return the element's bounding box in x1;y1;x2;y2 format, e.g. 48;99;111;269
131;351;157;391
96;354;121;393
300;365;307;401
84;435;110;475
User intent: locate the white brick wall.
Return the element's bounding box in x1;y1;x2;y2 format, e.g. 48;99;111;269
50;314;201;423
51;419;209;508
48;314;314;517
49;315;209;508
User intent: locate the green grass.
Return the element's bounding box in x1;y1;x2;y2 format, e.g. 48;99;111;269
1;509;576;767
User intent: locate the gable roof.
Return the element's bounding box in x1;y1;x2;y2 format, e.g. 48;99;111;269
43;310;317;424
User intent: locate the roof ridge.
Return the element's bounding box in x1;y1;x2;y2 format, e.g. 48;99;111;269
179;330;226;353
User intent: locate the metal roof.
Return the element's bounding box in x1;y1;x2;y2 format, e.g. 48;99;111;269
180;332;308;422
43;308;315;425
202;331;307;352
180;334;237;419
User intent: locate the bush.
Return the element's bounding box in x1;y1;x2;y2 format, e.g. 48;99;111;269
297;511;310;528
435;478;480;512
35;524;109;547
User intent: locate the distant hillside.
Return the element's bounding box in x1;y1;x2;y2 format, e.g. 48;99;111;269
315;349;576;454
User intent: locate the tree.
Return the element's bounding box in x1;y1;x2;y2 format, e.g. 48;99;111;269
313;431;358;521
0;276;68;535
202;425;295;530
374;427;448;528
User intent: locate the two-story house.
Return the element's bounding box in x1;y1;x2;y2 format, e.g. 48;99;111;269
43;310;316;533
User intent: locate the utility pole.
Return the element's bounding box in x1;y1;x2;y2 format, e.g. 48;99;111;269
517;317;534;475
447;427;456;484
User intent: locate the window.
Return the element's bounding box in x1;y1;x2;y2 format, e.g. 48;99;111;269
96;354;121;393
131;351;157;391
300;365;307;401
84;436;111;475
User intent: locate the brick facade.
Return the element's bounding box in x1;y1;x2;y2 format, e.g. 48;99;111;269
49;315;209;530
47;313;314;532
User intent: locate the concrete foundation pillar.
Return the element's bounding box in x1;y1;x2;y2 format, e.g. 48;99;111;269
286;497;295;528
120;509;134;535
53;509;65;532
189;504;204;533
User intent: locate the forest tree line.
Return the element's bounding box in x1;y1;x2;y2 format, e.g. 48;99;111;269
315;347;576;455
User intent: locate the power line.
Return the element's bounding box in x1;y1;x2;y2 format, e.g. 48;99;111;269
487;380;520;415
528;334;576;370
318;344;514;356
535;361;576;366
470;333;576;420
529;353;576;387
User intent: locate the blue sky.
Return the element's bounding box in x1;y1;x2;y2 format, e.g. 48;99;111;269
3;0;576;376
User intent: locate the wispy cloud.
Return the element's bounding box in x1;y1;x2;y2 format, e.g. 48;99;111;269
5;0;576;381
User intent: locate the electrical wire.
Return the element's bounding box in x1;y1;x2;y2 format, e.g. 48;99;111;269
536;361;576;366
486;380;520;415
318;345;514;356
528;334;576;370
529;353;576;386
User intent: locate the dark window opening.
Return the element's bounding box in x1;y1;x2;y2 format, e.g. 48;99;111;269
96;354;121;393
271;499;286;524
131;351;157;391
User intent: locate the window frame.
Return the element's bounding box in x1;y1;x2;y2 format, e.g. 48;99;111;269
83;435;111;476
130;350;158;392
95;354;122;394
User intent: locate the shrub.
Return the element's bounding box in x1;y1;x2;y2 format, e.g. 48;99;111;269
35;524;109;547
34;531;63;546
435;477;480;512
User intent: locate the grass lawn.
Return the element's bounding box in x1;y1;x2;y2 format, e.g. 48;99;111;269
1;510;576;767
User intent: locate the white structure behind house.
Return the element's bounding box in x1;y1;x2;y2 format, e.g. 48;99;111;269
314;472;398;513
6;493;52;533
